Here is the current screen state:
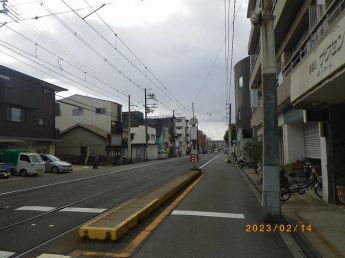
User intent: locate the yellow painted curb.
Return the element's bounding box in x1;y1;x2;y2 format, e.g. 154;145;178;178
79;170;201;241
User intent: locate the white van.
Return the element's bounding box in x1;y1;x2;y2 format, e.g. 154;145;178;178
16;153;45;176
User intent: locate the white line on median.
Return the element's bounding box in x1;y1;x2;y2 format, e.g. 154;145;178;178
172;210;245;219
36;254;71;258
199;154;219;169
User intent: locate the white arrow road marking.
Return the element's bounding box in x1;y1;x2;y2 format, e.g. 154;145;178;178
36;254;71;258
172;210;245;219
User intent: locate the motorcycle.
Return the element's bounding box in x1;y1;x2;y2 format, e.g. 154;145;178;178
237;158;246;168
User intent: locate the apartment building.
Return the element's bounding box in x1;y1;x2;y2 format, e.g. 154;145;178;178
234;56;253;154
247;0;345;204
175;117;190;155
0;65;66;154
55;95;123;161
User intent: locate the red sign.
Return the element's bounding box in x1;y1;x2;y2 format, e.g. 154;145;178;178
190;154;199;163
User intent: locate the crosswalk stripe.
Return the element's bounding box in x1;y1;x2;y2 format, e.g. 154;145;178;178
15;206;106;213
15;206;55;212
172;210;245;219
0;251;15;258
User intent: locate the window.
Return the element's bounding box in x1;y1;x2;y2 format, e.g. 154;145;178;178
6;107;25;123
131;133;134;140
151;134;156;141
39;119;49;126
20;155;30;163
96;108;106;115
73;108;84;116
239;76;243;88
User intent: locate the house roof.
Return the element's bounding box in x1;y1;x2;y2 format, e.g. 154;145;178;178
60;94;122;107
61;123;109;138
0;65;67;92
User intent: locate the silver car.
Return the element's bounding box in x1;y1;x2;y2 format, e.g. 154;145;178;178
40;154;73;173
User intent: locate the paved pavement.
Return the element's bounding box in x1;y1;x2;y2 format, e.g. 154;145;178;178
243;167;345;258
133;154;294;258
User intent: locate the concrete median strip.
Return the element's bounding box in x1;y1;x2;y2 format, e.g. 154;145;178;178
79;169;201;241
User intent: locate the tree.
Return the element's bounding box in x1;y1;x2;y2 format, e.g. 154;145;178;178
241;141;263;163
223;124;237;146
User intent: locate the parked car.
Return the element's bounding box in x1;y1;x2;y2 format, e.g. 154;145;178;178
158;152;169;160
40;154;73;173
0;149;45;177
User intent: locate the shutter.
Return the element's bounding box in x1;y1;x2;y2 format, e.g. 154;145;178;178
304;122;321;159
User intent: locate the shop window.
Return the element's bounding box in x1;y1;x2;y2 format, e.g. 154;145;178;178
39;118;49;126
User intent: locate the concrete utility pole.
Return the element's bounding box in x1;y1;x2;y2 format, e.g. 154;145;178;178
144;88;148;161
128;95;131;161
228;103;232;161
259;0;281;222
172;110;178;157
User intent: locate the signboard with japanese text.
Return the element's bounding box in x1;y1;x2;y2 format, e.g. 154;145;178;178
291;14;345;102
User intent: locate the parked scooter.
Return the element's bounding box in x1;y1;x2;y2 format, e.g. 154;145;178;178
237;157;246;168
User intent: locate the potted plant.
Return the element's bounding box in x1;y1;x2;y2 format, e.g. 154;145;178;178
279;163;291;186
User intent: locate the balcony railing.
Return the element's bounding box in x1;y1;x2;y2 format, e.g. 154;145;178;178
282;0;345;78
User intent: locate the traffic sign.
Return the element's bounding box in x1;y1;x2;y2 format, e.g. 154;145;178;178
190;154;199;163
190;117;198;125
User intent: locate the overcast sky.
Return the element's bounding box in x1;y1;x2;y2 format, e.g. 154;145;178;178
0;0;250;140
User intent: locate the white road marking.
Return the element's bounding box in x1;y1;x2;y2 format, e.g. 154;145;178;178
172;210;245;219
15;206;107;213
199;154;219;169
36;254;71;258
15;206;55;212
60;207;106;213
0;251;15;258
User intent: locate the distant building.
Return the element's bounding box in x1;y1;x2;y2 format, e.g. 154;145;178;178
56;95;123;161
0;65;67;154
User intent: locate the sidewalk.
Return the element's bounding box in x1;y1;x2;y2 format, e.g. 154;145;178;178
243;167;345;258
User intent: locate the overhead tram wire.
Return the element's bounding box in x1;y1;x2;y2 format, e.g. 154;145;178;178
83;0;192;116
6;3;145;103
42;3;173;113
0;39;143;107
41;4;173;111
48;4;152;100
61;0;190;117
4;3;113;24
0;49;138;108
193;0;244;104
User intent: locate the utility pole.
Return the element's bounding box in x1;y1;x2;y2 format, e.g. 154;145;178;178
128;95;131;161
144;89;155;161
0;0;8;14
228;103;232;161
144;88;148;161
256;0;281;222
172;109;178;157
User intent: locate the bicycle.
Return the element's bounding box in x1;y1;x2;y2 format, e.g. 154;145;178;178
280;163;322;201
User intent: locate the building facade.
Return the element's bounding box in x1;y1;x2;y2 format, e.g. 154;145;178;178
234;56;253;154
247;0;345;204
0;65;66;155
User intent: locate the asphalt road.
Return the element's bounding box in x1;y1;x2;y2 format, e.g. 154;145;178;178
133;154;295;258
0;155;214;257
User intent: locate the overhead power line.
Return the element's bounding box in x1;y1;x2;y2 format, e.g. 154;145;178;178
193;0;244;103
61;0;191;117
